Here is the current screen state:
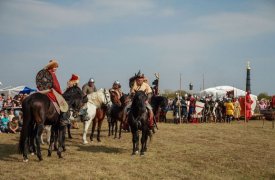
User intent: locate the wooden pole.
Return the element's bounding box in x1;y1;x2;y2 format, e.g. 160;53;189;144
179;73;182;124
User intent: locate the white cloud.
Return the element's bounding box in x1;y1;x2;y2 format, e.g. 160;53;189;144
0;0;175;35
196;11;275;38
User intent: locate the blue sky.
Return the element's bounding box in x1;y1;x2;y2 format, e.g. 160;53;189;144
0;0;275;95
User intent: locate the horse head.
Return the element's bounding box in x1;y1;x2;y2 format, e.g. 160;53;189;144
131;91;147;117
63;85;85;117
109;89;121;106
97;88;112;109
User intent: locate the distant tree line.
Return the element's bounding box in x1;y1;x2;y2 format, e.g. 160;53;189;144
257;92;273;100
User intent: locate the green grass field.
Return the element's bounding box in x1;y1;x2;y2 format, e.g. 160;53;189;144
1;113;275;180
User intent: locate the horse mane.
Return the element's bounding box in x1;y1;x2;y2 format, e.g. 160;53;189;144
87;88;109;108
63;85;84;109
131;91;147;117
129;75;137;88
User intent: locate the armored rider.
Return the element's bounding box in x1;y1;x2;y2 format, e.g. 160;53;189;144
109;80;123;105
82;78;97;96
130;71;154;129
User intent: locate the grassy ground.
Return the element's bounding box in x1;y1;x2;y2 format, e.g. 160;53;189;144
1;112;275;180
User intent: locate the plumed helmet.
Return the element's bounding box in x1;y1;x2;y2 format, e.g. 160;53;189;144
89;78;95;83
136;70;144;78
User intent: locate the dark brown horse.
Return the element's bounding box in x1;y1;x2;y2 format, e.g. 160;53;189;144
108;92;131;139
151;95;169;123
128;91;151;155
19;86;84;162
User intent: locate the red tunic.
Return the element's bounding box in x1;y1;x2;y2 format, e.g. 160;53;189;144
245;93;253;120
47;70;62;102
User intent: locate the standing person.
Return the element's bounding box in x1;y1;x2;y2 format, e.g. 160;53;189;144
82;78;97;96
233;98;241;121
130;72;154;129
188;94;195;122
245;91;253;121
224;99;234;123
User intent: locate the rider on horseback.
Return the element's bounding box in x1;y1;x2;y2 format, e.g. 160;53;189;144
82;78;97;96
109;80;123;105
130;71;154;129
42;60;70;125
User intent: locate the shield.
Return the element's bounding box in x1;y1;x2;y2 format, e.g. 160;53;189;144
192;101;205;118
36;69;53;91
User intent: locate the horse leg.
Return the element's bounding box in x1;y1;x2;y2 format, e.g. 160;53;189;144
82;119;91;144
114;120;118;139
132;130;139;155
97;120;103;142
108;118;111;136
57;126;65;158
118;120;123;139
67;123;72;139
62;125;66;152
140;129;147;156
90;118;97;142
35;124;44;161
48;125;56;157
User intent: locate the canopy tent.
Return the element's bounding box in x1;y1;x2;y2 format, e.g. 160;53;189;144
200;85;258;114
0;86;36;98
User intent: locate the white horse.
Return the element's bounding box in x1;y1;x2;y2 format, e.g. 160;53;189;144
81;89;112;144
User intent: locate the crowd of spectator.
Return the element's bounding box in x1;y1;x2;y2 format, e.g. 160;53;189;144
0;93;27;134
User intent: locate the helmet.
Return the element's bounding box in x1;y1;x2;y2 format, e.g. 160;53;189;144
114;80;120;85
89;78;95;83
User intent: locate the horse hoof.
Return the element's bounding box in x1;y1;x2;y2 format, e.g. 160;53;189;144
83;141;89;145
97;138;101;142
69;136;73;139
23;159;29;163
39;157;43;161
31;153;35;156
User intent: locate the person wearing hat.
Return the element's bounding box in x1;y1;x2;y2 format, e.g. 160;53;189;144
82;78;97;96
130;71;154;129
67;74;80;88
109;80;123;104
44;59;62;104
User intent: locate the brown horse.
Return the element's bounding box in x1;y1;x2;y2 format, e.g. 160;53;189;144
108;92;130;139
90;105;108;142
19;86;84;162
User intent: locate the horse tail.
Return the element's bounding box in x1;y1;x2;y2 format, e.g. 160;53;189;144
19;98;32;154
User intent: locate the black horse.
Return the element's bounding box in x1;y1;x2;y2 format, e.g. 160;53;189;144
108;93;131;139
128;91;151;156
151;95;168;123
19;86;84;162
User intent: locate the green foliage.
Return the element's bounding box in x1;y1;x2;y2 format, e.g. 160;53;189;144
258;92;271;100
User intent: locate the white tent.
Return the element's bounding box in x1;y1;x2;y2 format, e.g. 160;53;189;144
0;86;36;98
200;85;257;113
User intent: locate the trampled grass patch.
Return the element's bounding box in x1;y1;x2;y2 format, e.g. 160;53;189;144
1;116;275;180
